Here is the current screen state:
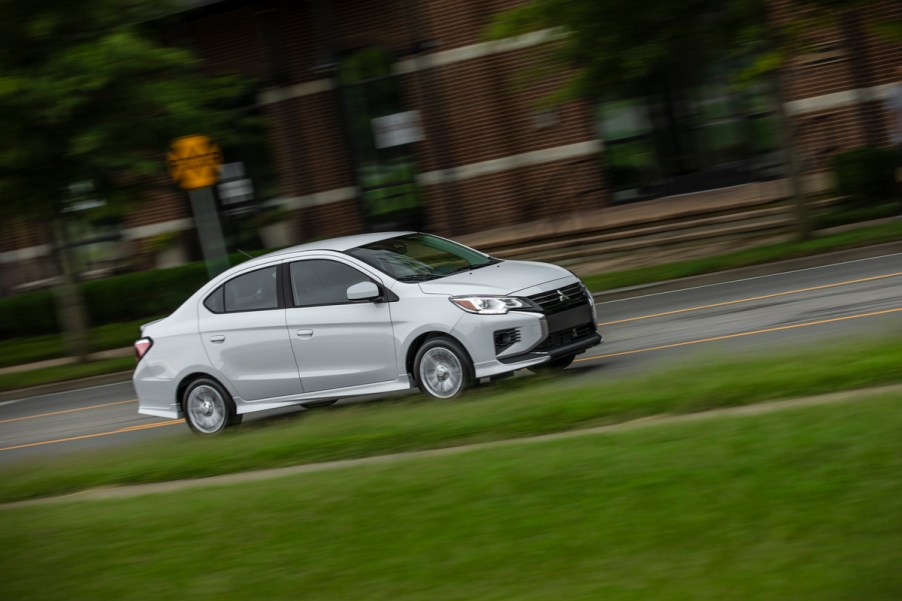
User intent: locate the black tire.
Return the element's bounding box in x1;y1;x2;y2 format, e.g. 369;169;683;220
530;354;576;375
414;336;474;399
182;377;242;436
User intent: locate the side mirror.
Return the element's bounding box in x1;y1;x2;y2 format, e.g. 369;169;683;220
347;281;381;302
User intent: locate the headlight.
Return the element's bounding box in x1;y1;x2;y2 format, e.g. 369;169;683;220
450;296;530;315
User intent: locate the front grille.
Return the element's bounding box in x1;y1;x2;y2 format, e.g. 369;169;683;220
534;322;596;352
494;327;521;354
526;282;587;314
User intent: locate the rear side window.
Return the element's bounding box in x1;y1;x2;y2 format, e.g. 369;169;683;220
289;260;372;307
203;287;225;313
204;266;280;313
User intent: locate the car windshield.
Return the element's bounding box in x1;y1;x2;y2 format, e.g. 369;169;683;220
347;233;500;282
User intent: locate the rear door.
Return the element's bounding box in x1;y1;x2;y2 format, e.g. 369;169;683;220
284;258;398;393
198;264;303;401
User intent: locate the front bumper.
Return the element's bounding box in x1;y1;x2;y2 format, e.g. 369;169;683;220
498;331;602;364
460;296;602;378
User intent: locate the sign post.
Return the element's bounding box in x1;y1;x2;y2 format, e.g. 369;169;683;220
167;135;230;279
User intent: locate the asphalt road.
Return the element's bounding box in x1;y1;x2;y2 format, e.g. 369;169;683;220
1;252;900;463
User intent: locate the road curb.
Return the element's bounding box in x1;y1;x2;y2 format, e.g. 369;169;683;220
592;240;902;302
0;371;134;402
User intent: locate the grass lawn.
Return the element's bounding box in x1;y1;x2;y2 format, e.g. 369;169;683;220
0;356;134;392
1;335;901;504
0;318;152;368
1;393;900;600
814;201;900;230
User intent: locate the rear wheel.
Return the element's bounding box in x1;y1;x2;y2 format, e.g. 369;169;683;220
414;337;474;399
182;378;241;436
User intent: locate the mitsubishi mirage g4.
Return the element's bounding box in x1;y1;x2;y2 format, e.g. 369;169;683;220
134;232;603;434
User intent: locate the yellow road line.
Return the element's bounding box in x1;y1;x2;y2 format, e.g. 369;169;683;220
0;400;136;425
0;419;184;452
598;272;902;326
579;307;902;362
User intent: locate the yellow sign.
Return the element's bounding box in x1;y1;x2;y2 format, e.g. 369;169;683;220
167;135;224;190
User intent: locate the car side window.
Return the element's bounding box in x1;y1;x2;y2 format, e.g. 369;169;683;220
289;260;372;307
203;287;225;313
219;266;279;312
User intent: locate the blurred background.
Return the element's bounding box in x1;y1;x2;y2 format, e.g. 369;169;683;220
0;0;900;361
2;6;902;595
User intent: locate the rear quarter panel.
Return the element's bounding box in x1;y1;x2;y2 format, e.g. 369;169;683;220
134;310;235;418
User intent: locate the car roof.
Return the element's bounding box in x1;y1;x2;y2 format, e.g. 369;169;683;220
270;231;415;254
236;231;416;270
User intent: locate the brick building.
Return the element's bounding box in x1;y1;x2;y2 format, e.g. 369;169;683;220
1;0;900;293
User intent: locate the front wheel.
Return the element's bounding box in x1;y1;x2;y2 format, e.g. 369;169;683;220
414;337;474;399
182;378;242;436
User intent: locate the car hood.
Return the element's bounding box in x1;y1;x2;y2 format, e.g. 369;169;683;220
417;259;575;296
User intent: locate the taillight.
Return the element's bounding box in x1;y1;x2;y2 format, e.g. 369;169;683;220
134;337;153;361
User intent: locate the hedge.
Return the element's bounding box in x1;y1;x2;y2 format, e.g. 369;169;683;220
0;252;259;339
831;147;898;205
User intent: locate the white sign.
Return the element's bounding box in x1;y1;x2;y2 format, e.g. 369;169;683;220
217;162;254;205
372;110;424;149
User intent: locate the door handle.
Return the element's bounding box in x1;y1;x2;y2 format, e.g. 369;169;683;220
296;329;314;339
209;335;225;343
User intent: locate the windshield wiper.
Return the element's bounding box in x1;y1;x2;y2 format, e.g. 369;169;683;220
444;259;501;276
396;274;441;282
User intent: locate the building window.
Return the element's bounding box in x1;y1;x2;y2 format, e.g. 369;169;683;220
598;64;779;202
339;47;423;231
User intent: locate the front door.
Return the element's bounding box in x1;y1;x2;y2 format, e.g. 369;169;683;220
285;258;398;393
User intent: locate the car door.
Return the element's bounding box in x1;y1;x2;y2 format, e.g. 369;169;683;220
285;258;398;393
198;264;304;401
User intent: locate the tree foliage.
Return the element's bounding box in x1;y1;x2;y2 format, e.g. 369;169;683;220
0;0;252;220
488;0;767;102
487;0;889;103
0;0;254;360
489;0;894;244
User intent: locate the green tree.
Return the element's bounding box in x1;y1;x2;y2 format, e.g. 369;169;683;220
489;0;892;241
0;0;250;361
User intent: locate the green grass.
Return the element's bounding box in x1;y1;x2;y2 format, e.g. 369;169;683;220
2;394;900;600
814;201;900;230
583;219;902;292
1;335;901;504
0;318;151;368
0;357;134;392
